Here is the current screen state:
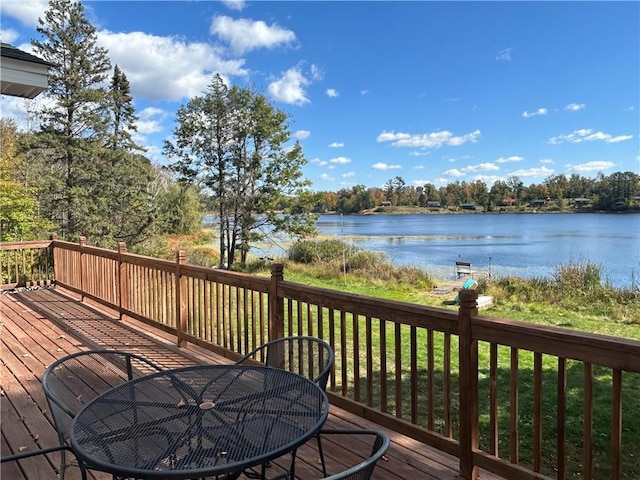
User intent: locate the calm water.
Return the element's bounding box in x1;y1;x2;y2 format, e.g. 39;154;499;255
312;213;640;288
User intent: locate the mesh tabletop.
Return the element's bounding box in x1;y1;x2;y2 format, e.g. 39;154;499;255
70;364;328;479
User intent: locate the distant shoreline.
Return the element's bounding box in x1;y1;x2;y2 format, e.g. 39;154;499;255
350;206;639;215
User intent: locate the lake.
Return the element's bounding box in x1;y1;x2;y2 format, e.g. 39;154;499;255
307;213;640;289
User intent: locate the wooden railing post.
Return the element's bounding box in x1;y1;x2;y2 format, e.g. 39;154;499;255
458;288;479;480
176;250;187;347
79;236;86;300
117;242;127;321
269;263;285;342
49;234;58;284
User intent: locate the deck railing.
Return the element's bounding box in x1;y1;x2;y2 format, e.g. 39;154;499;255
2;237;640;480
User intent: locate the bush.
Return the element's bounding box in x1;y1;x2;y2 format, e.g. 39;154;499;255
188;246;220;268
552;259;602;291
345;250;386;272
288;239;357;264
286;239;435;288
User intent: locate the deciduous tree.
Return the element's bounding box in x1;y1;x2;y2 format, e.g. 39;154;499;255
164;74;317;268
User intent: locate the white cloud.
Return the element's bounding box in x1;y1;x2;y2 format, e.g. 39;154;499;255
566;161;615;173
495;155;524;163
540;158;554;164
409;151;430;157
0;95;47;131
221;0;246;11
474;175;502;185
443;168;464;177
136;107;168;134
462;163;499;173
0;0;48;27
549;129;633;145
342;172;356;178
98;30;247;102
495;48;511;61
508;166;554;178
318;173;334;181
564;103;585;111
294;130;310;140
326;88;339;98
310;64;322;81
209;16;295;54
309;158;328;167
522;108;548;118
0;28;20;44
268;67;311;105
376;129;481;149
329;142;344;148
372;162;401;170
329;156;351;164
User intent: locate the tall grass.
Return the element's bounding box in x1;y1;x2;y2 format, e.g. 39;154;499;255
286;239;435;287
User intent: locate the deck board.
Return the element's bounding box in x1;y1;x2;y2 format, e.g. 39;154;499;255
1;288;501;480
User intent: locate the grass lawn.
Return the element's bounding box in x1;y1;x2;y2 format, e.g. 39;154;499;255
279;268;640;479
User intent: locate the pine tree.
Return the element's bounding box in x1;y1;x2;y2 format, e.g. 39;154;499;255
32;0;112;240
107;65;140;151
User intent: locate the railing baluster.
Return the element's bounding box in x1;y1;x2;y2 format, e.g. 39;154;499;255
583;362;593;480
395;322;402;418
533;351;542;471
443;332;452;438
612;368;622;480
366;315;373;407
510;346;519;464
557;357;567;480
354;312;361;402
490;342;498;456
410;325;417;423
428;328;435;430
380;318;387;413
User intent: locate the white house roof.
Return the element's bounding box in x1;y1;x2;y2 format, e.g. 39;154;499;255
1;43;51;99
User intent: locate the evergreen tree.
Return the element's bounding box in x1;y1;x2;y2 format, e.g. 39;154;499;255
101;66;155;246
107;65;140;151
31;0;112;241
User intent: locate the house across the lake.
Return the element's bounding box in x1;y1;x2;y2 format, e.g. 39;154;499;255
573;198;591;207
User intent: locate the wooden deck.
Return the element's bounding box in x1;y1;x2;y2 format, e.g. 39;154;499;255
0;287;502;480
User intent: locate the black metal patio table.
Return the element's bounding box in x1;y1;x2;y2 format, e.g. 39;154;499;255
70;364;329;479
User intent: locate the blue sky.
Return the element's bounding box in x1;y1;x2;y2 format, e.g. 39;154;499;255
1;1;638;191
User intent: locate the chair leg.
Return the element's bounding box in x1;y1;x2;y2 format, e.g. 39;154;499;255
317;433;328;477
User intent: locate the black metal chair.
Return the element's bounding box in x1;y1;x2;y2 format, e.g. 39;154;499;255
317;429;390;479
1;445;87;480
235;335;334;391
236;336;334;479
41;349;163;480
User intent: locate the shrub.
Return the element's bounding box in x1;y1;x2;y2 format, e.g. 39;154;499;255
552;259;602;291
345;250;387;272
188;246;220;268
288;239;357;264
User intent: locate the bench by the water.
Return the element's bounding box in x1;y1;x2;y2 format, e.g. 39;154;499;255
455;261;474;277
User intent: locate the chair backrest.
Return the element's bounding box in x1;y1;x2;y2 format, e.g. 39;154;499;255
236;336;334;391
42;350;163;444
320;429;390;480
